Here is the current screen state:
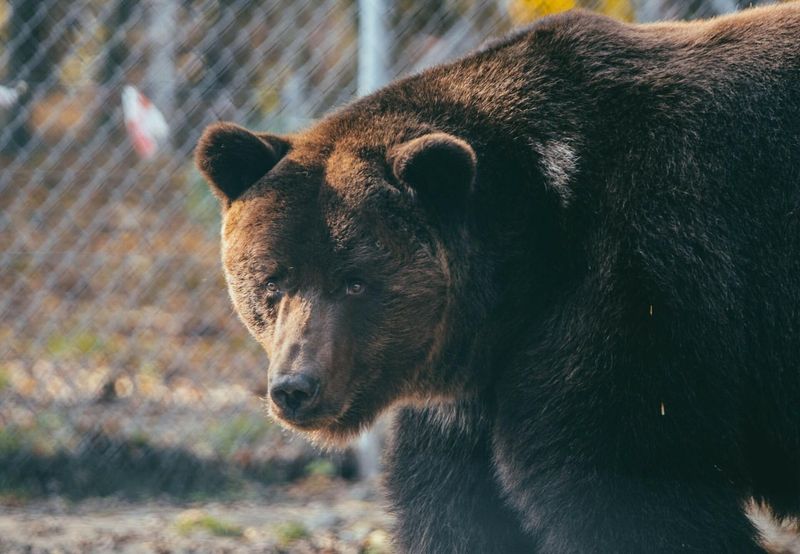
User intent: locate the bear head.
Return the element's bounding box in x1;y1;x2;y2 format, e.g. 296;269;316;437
195;116;481;445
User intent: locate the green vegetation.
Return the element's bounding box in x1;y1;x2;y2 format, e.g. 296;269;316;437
305;459;336;477
0;366;9;392
175;510;244;538
0;426;22;455
0;413;70;457
274;521;310;546
44;330;117;359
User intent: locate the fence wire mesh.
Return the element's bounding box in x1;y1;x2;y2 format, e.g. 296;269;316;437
0;0;768;500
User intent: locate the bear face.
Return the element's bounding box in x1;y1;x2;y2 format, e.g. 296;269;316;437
196;121;478;444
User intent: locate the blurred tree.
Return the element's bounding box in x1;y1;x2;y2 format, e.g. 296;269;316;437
6;0;77;151
507;0;635;23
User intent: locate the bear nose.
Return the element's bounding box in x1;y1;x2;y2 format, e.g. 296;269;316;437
270;373;320;416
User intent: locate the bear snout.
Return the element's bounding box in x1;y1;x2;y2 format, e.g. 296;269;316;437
269;372;321;420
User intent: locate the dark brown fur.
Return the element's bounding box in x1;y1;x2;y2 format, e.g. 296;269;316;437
196;4;800;552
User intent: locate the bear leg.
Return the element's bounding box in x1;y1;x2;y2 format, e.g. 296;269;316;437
493;434;766;553
385;401;538;554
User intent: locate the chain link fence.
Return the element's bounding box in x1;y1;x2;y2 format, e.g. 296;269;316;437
0;0;769;500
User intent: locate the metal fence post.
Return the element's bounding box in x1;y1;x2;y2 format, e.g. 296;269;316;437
145;0;176;143
355;0;390;481
357;0;389;96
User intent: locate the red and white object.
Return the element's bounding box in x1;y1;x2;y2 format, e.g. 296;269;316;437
122;85;169;159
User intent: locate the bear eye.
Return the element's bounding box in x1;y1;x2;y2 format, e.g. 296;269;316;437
265;278;281;296
345;279;366;296
264;267;294;298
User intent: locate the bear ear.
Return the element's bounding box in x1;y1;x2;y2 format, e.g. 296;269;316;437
389;132;476;214
195;122;289;205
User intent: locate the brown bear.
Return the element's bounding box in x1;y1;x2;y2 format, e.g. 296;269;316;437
195;4;800;552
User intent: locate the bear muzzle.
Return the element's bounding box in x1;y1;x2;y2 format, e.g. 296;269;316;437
269;372;321;421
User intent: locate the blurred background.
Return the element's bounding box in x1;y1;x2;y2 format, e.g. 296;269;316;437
0;0;781;552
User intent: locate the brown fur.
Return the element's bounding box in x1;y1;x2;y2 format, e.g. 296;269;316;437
197;4;800;551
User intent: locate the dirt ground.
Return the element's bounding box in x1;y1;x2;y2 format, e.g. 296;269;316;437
0;477;393;554
4;487;800;554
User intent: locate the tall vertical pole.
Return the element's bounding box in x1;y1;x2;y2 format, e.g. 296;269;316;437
146;0;176;144
357;0;389;96
355;0;389;480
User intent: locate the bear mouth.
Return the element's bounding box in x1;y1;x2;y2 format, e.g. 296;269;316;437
266;395;347;430
268;403;332;429
266;394;369;446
